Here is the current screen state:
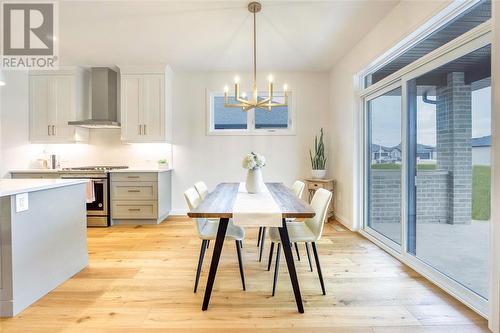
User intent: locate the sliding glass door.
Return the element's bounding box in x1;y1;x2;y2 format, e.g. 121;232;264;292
362;39;492;313
407;45;491;299
365;87;402;248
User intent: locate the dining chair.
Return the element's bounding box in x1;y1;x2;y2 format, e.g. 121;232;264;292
267;188;332;296
184;187;246;293
257;180;306;262
194;181;209;200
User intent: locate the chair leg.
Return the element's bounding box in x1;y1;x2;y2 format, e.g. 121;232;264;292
257;227;262;247
258;227;266;262
194;239;208;293
236;240;246;291
311;242;326;295
272;243;281;296
240;240;243;248
294;242;301;261
267;242;275;271
305;242;313;272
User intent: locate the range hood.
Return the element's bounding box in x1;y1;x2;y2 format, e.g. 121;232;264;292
69;67;119;128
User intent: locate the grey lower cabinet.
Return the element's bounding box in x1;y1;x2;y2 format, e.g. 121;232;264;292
110;171;171;225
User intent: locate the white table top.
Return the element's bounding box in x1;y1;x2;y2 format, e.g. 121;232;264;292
0;179;88;197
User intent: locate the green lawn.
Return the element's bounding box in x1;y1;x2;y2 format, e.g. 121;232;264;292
472;165;491;221
371;163;491;220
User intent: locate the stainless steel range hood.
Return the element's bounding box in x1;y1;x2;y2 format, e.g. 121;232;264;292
69;67;119;128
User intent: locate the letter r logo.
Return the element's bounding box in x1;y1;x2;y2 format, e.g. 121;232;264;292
3;3;54;56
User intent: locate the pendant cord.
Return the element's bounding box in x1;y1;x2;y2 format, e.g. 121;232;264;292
253;11;257;99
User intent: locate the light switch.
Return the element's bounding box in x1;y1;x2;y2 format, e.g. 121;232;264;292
15;193;29;212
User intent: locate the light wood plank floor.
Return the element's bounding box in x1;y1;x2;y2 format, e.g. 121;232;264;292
0;217;490;332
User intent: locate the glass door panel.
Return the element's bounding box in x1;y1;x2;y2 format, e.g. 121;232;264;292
407;45;491;299
366;87;402;245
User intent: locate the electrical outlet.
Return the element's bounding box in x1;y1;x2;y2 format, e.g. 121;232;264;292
15;193;29;212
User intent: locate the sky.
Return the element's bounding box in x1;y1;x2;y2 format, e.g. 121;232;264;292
370;86;491;147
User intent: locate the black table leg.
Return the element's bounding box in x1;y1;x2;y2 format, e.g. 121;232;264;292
202;217;229;311
277;218;304;313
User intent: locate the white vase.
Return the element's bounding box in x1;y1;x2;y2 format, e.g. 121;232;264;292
311;169;327;179
246;168;265;193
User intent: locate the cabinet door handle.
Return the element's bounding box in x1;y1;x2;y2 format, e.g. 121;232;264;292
52;125;56;136
143;124;146;135
127;189;140;193
127;176;140;179
128;208;141;211
48;125;51;136
138;124;142;135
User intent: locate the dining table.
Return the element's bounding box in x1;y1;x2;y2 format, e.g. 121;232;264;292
187;182;316;313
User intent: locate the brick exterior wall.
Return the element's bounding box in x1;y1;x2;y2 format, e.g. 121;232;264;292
370;169;451;224
436;72;472;224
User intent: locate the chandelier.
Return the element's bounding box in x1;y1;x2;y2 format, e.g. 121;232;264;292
224;1;288;112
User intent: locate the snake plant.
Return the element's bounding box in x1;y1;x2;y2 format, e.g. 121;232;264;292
309;128;327;170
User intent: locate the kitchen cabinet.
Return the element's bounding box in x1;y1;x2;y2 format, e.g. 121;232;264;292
29;68;90;143
120;66;173;143
110;170;171;224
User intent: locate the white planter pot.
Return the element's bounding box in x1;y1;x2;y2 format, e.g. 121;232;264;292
246;168;265;193
158;163;169;170
311;169;327;179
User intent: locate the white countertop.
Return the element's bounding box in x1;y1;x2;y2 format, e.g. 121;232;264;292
0;179;88;197
109;168;172;173
10;168;173;173
10;169;60;173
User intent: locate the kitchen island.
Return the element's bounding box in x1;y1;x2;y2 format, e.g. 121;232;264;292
0;179;89;317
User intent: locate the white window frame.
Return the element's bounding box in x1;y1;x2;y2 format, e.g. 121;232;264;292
355;1;493;320
206;90;295;136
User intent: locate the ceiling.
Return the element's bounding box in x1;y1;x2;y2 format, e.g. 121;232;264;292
58;0;399;71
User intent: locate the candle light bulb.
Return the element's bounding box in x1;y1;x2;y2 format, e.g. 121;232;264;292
268;74;274;83
283;84;288;91
241;92;247;98
234;76;240;84
224;85;229;93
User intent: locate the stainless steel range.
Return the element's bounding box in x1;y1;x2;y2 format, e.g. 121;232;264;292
60;166;128;227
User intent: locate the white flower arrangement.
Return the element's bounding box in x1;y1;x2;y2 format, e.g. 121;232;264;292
242;152;266;170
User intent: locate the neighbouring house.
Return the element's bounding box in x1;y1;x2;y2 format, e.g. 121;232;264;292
371;144;401;163
472;135;491;166
371;143;436;164
417;144;437;161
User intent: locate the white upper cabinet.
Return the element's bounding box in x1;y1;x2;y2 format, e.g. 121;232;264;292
120;66;173;143
29;67;90;143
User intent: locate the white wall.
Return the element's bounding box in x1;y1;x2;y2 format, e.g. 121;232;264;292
328;0;450;230
0;70;172;177
490;1;499;331
171;71;330;213
0;70;330;214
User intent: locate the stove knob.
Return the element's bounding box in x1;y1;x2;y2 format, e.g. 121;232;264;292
98;203;103;207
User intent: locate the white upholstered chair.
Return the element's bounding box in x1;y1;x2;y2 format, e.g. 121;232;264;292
257;180;306;262
184;187;246;292
194;181;209;200
267;188;332;296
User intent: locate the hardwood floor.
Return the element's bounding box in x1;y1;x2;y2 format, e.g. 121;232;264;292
0;217;490;332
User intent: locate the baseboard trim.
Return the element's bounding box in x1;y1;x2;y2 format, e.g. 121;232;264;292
333;211;355;231
169;210;188;216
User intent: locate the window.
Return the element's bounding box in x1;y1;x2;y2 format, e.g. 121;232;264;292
213;96;247;130
407;45;491;300
364;0;491;88
366;87;402;246
207;92;294;135
359;0;492;315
